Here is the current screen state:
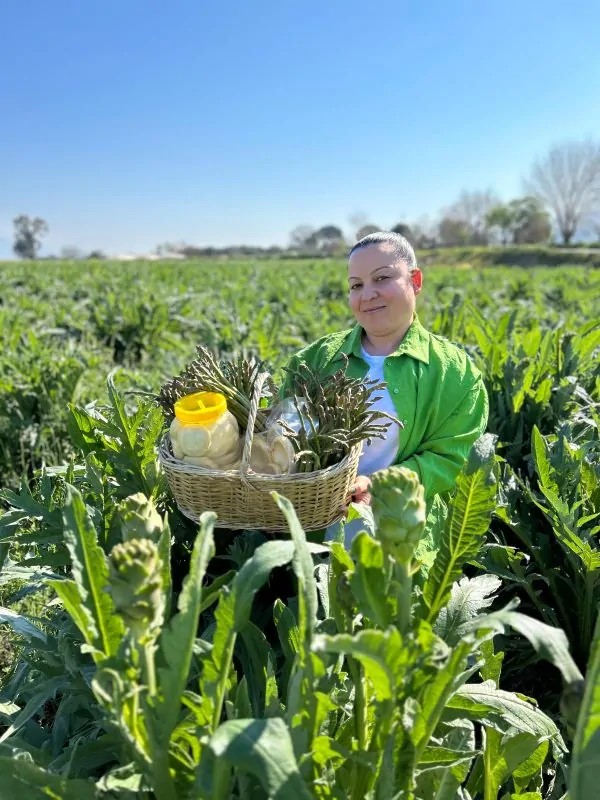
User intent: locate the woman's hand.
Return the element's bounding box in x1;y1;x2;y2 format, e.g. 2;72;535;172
351;474;372;504
338;474;372;514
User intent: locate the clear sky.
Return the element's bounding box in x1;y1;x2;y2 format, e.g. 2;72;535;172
1;0;599;258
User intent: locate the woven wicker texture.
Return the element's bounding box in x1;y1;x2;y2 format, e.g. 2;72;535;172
157;371;361;530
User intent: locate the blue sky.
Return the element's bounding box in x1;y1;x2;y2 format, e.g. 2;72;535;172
1;0;599;257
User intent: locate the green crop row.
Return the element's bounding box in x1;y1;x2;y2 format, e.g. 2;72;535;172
0;258;598;797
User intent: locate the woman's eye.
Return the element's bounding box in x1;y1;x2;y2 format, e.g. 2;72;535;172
376;275;390;281
350;284;361;290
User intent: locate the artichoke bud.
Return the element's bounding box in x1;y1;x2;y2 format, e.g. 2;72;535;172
116;492;164;543
371;467;426;558
108;538;164;637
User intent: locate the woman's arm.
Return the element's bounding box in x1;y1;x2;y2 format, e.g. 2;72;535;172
398;376;489;499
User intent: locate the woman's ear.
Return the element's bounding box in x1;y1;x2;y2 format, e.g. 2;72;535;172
411;269;423;294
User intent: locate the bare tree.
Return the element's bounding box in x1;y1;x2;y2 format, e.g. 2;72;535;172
525;140;600;244
289;225;315;251
445;190;500;244
411;215;438;248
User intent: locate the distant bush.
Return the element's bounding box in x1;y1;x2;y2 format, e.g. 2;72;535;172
417;245;600;268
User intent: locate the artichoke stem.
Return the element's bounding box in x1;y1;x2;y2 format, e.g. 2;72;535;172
393;558;413;637
347;654;368;791
141;641;157;699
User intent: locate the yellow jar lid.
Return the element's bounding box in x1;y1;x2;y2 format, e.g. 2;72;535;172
174;391;228;424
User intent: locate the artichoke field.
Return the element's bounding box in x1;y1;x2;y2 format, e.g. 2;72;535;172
0;255;598;798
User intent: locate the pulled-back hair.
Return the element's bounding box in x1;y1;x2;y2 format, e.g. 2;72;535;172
349;231;417;273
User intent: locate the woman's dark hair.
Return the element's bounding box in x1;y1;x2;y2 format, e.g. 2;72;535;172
349;230;417;272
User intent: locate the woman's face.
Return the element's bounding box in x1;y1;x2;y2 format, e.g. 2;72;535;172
347;243;422;339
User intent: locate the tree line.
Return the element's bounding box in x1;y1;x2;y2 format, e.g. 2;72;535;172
9;138;600;259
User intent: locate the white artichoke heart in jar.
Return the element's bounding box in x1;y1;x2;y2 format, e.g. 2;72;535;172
170;411;240;465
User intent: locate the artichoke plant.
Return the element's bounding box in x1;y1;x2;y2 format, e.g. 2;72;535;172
370;466;427;634
370;466;427;563
107;538;164;641
116;492;165;544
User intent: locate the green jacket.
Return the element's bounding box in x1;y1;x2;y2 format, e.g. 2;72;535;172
281;317;489;564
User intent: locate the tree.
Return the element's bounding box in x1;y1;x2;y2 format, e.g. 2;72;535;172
155;242;183;256
355;224;380;241
485;197;552;245
525;139;600;244
306;225;346;255
485;205;514;245
60;246;84;260
444;190;500;245
410;215;438;248
391;222;414;240
438;217;471;246
289;225;315;252
288;225;345;255
510;196;551;244
13;215;48;259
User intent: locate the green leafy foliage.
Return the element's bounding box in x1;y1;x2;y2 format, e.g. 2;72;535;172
208;718;312;799
569;614;600;799
423;433;498;621
1;257;598;797
0;451;576;797
50;487;125;661
0;753;98;798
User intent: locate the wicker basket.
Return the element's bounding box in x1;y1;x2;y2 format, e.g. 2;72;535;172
158;373;361;531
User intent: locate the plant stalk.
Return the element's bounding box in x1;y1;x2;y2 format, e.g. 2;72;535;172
394;557;413;637
212;632;237;732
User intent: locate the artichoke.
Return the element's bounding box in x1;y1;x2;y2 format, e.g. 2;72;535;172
107;538;164;639
116;493;165;544
370;466;426;561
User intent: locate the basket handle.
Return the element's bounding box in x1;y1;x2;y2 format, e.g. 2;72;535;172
239;371;271;481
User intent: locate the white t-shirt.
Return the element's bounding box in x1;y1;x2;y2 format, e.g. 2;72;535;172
358;346;400;475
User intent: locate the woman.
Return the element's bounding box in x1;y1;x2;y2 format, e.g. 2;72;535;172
282;231;488;567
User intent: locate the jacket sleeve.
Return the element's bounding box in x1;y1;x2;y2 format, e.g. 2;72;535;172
398;375;489;499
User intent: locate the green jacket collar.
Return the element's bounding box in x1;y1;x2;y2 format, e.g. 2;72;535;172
337;315;430;365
